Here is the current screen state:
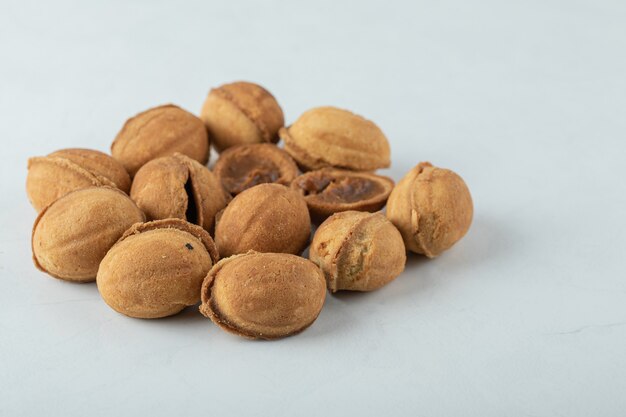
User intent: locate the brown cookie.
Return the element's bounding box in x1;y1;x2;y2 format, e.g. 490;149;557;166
97;219;219;319
310;211;406;292
213;143;298;196
279;106;391;171
200;251;326;339
111;104;209;176
26;148;130;212
200;81;284;152
32;187;145;282
130;153;230;232
291;168;394;221
214;183;310;257
386;162;473;257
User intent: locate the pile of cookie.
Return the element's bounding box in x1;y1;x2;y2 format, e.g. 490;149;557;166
27;81;473;340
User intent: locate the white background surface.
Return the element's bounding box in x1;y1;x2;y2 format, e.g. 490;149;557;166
1;1;625;416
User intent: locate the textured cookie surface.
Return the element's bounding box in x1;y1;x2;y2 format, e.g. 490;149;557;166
213;143;297;195
111;104;209;176
215;183;310;257
97;219;218;319
131;153;229;231
32;187;145;282
280;106;391;171
200;251;326;339
49;148;131;193
26;150;123;212
291;168;394;221
200;82;284;151
386;162;473;257
310;211;406;292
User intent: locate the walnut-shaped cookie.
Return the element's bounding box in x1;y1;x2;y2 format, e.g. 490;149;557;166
26;148;131;212
111;104;209;176
291;168;394;221
200;81;284;152
213;143;298;196
214;184;310;257
386;162;473;257
130;153;230;232
279;106;391;171
97;219;219;319
309;211;406;292
200;251;326;339
32;187;145;282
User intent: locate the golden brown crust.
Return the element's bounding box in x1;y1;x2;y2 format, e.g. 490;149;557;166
199;251;326;340
280;107;391;171
278;127;325;171
117;218;219;264
310;211;406;292
130;153;230;232
213;143;298;195
130;154;189;220
386;162;473;257
26;155;118;212
200;82;284;152
31;195;60;277
214;183;311;257
31;186;145;282
181;154;232;231
290;168;394;221
97;219;216;319
49;148;131;193
111;104;209;177
219;82;283;142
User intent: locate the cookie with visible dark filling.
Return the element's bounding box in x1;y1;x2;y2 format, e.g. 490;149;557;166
291;168;394;221
130;153;230;232
213;143;298;195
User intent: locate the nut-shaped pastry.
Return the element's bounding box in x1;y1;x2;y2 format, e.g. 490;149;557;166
32;187;145;282
200;251;326;339
215;184;310;257
213;143;298;195
291;168;394;221
279;106;391;171
130;153;230;231
200;81;284;152
386;162;473;257
111;104;209;177
310;211;406;292
26;148;131;212
97;219;219;319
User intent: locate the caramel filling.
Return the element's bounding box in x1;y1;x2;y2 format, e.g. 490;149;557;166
297;173;384;204
222;156;281;194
